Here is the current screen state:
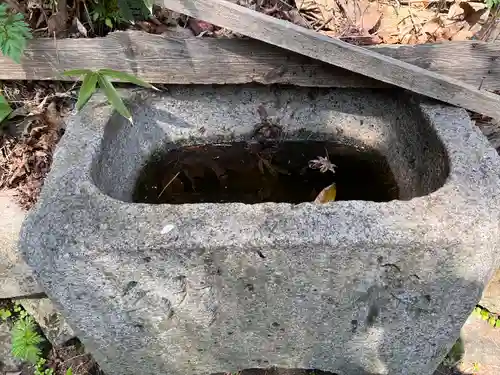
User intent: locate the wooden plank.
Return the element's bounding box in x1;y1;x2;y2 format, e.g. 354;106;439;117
159;0;500;118
2;31;500;90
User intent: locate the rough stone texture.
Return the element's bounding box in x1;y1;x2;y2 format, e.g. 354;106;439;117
0;321;22;373
18;297;75;346
455;315;500;375
480;269;500;313
0;190;43;298
19;87;500;375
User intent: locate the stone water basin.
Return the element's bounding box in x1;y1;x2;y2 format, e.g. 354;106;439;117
20;86;500;375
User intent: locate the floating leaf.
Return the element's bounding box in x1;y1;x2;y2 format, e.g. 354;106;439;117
76;72;99;111
98;69;158;90
314;183;337;203
97;73;132;123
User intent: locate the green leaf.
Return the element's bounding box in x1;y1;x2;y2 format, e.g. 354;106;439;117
66;368;73;375
117;0;151;21
489;316;497;326
105;18;113;29
0;94;12;124
98;69;157;89
62;69;94;77
481;310;490;320
0;7;32;63
0;308;12;320
76;72;99;111
11;316;44;364
495;320;500;328
97;73;132;123
143;0;154;13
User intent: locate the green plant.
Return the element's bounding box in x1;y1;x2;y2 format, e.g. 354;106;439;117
442;337;465;368
486;0;500;9
63;68;157;123
11;315;44;364
116;0;154;22
35;358;54;375
0;307;12;321
0;93;13;124
13;302;29;319
91;0;127;29
472;305;500;327
0;3;32;63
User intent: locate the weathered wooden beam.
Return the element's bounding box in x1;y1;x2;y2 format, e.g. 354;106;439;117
159;0;500;118
2;31;500;92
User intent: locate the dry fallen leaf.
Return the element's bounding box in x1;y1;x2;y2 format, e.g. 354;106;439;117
47;0;69;37
421;17;441;36
188;18;215;36
295;0;340;30
74;17;88;37
358;2;382;34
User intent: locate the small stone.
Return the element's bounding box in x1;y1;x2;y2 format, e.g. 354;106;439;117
18;297;75;347
480;269;500;313
0;190;43;299
0;321;22;372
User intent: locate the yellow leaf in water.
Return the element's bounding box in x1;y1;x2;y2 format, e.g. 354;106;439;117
314;183;336;203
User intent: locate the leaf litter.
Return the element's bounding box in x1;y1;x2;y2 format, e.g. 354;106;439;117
7;0;495;43
0;81;74;210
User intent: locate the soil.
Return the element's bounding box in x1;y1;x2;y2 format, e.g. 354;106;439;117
44;338;104;375
133;140;399;205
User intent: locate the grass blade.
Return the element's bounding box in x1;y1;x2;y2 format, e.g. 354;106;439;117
62;69;94;77
0;94;13;124
98;69;157;90
97;73;132;123
76;72;99;111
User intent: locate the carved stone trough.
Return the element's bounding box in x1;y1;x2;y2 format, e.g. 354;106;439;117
20;86;500;375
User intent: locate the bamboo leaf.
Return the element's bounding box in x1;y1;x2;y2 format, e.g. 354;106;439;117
97;74;132;123
98;69;157;90
76;72;99;111
0;94;12;124
62;69;94;77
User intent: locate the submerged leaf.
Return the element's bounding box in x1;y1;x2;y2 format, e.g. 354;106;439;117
314;183;336;203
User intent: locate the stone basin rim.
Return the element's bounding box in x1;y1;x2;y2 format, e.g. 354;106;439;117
72;89;494;213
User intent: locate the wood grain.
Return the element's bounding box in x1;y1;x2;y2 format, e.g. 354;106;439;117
2;31;500;90
159;0;500;118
